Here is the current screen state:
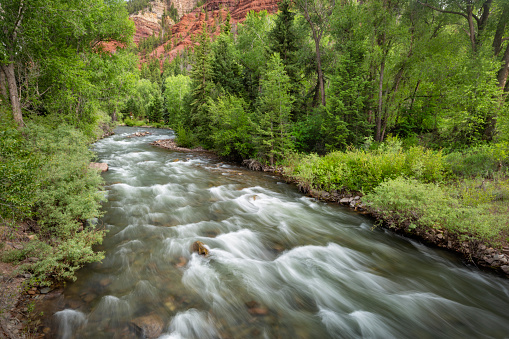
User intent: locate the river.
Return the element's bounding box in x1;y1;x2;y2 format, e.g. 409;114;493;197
42;127;509;338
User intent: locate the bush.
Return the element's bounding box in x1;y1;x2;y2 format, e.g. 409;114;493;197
364;177;504;243
285;140;446;193
175;124;198;148
124;117;147;127
208;95;256;159
445;143;509;178
1;120;106;284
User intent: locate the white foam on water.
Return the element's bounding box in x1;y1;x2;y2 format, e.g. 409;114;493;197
87;295;131;329
54;309;87;339
160;309;219;339
208;229;271;260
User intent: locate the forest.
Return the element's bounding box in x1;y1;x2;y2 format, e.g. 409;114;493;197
1;0;509;285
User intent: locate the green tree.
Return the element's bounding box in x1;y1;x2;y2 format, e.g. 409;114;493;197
189;23;214;146
212;34;244;95
209;95;256;159
0;0;135;130
257;53;294;165
163;75;192;127
293;0;336;106
269;0;304;115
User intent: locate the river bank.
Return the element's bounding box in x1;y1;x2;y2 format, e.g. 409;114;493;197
150;139;509;279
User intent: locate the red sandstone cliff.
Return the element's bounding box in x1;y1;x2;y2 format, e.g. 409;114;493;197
133;0;280;65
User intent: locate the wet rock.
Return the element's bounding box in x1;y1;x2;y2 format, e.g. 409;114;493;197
127;131;151;138
175;256;187;268
99;278;113;287
164;296;177;312
90;162;108;172
246;301;269;315
131;314;164;339
191;241;209;256
39;287;52;294
81;292;97;303
501;265;509;275
339;198;350;204
270;243;285;253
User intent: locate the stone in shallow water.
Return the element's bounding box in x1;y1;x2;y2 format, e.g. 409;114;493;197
90;162;108;172
131;314;164;339
191;241;209;256
39;287;52;294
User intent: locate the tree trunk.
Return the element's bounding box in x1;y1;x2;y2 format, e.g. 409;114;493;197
376;53;386;142
314;37;326;106
497;43;509;91
1;63;24;128
492;3;508;56
0;69;7;101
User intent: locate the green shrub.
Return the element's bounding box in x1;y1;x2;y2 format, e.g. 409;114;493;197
0;122;106;284
445;144;509;178
364;177;503;244
175;124;197;148
208;95;256;159
285;143;446;193
124;117;147;127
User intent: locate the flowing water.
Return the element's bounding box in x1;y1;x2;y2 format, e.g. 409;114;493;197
42;127;509;339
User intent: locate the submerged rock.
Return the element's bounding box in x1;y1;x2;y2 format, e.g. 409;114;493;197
245;301;269;316
191;241;209;256
131;314;164;339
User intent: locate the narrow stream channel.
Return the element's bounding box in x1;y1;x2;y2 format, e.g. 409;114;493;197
42;127;509;338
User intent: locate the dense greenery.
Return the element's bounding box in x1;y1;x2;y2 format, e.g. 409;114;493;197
0;0;137;285
0;111;106;285
121;0;509;246
1;0;509;284
131;0;508;161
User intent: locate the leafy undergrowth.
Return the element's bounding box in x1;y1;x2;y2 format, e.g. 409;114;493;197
363;176;509;248
284;140;509;249
1;111;106;287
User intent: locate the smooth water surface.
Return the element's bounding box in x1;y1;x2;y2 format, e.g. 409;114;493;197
44;127;509;338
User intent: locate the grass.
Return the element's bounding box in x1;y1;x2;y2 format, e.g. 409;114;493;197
283;140;509;248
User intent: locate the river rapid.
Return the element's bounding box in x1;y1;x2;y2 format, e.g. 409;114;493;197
42;127;509;339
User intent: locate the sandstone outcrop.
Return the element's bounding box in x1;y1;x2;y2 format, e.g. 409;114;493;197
130;0;280;66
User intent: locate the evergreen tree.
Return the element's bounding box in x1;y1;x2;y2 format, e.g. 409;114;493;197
269;0;301;93
257;53;294;165
189;23;214;147
212;35;243;95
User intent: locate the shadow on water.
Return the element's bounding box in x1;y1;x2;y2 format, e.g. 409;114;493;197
37;127;509;339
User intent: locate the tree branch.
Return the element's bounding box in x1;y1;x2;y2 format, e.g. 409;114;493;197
417;0;469;21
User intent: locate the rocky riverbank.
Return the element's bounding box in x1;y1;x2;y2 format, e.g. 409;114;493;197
296;184;509;279
150;144;509;279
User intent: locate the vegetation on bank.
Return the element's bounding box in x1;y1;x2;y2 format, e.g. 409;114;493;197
0;0;135;285
284;140;509;248
121;0;509;253
1;0;509;285
0;110;106;286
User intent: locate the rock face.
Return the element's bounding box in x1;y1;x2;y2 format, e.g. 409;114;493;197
131;0;280;65
130;0;171;44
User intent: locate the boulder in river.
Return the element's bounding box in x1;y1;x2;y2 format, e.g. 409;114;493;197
191;241;209;256
131;314;164;339
90;162;108;172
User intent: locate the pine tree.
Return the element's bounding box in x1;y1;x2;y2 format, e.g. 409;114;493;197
257;53;294;165
189;23;214;146
268;0;303;116
212;34;243;95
